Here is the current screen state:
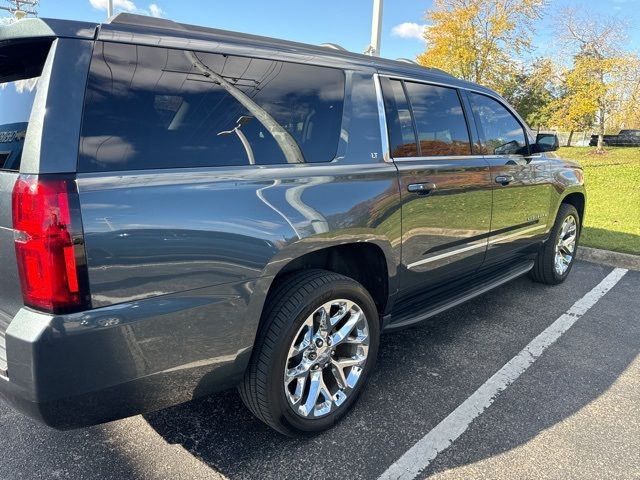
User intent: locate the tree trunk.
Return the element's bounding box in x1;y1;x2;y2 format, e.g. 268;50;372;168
597;107;606;153
566;130;574;147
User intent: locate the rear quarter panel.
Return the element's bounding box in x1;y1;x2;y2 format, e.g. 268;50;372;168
70;70;402;401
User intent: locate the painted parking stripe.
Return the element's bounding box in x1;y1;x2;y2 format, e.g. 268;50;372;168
379;267;628;480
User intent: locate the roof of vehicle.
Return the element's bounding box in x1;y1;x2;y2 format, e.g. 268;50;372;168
0;13;494;95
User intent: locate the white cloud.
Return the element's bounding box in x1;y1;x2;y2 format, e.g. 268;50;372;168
391;22;426;41
89;0;165;18
148;3;164;17
89;0;137;12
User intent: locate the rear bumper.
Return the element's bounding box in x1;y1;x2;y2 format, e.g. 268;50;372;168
0;277;268;429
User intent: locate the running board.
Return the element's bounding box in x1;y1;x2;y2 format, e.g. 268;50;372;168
384;261;534;332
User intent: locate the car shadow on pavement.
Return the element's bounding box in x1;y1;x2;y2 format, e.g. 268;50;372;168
143;264;638;479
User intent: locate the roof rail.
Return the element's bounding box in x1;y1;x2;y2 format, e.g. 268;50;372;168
106;12;180;29
319;43;347;51
395;58;419;65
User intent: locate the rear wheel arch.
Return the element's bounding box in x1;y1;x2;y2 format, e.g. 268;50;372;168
270;242;391;316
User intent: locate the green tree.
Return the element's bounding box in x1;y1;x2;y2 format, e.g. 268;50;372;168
502;57;558;130
555;10;630;152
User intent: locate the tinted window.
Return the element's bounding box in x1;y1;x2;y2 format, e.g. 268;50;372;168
469;93;528;155
382;79;418;158
79;42;345;172
403;82;471;156
0;41;50;171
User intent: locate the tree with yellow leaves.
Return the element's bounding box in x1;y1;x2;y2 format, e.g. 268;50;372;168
555;10;631;152
417;0;545;93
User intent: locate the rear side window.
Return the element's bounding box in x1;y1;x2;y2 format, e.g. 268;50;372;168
382;78;418;158
403;81;471;156
79;42;345;172
469;93;528;156
0;40;51;171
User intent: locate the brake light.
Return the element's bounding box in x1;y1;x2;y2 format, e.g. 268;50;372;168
12;175;90;313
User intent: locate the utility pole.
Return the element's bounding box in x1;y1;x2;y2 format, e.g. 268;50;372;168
364;0;383;56
0;0;39;19
107;0;113;18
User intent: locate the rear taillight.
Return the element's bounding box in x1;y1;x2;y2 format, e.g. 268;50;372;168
12;175;90;314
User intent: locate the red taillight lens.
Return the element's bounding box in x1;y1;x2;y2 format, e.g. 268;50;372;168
12;175;90;313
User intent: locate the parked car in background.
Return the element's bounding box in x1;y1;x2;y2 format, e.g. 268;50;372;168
589;129;640;147
0;13;585;436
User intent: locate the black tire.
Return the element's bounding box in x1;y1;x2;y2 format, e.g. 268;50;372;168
530;203;580;285
238;269;380;437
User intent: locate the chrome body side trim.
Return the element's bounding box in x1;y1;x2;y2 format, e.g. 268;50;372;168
407;224;547;269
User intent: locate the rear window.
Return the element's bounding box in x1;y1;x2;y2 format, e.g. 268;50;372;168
79;42;345;172
0;40;50;171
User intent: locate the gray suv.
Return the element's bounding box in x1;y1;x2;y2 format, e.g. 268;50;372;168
0;14;585;436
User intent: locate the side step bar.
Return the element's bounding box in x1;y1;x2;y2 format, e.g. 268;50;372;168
384;261;534;332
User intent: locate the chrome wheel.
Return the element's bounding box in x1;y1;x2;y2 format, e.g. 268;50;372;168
554;215;577;275
283;299;370;418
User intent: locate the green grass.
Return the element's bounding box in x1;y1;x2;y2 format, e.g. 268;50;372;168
558;147;640;255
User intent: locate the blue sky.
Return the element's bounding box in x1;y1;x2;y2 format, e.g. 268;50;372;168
19;0;640;59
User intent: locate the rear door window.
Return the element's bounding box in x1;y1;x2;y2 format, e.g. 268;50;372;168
382;78;419;158
0;40;51;171
79;42;345;172
469;93;528;156
403;81;471;156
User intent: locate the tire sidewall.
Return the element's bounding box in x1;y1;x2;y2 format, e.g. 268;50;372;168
265;278;380;435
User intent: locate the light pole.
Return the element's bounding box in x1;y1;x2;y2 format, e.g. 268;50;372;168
365;0;383;56
0;0;39;19
107;0;113;18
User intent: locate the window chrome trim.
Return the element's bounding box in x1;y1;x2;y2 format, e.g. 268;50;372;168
373;73;392;163
406;224;547;269
378;74;485;163
378;73;502;105
393;155;483;162
378;72;534;146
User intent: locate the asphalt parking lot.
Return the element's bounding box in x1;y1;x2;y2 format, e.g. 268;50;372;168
0;260;638;480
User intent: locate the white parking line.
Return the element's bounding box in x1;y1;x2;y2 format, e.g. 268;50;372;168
379;267;628;480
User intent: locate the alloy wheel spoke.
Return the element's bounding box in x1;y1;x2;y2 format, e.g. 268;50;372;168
332;356;365;370
329;301;354;327
301;370;322;416
317;305;330;335
330;311;362;346
285;362;309;384
330;363;348;389
289;325;312;357
343;332;368;345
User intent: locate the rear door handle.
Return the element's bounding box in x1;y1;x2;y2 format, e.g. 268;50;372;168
407;182;436;196
495;174;514;185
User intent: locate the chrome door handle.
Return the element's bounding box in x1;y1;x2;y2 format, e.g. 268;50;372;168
495;175;514;185
407;182;436;196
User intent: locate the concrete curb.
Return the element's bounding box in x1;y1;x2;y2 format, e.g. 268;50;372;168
578;246;640;271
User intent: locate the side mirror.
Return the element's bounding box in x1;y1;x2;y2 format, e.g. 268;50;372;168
534;133;559;153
